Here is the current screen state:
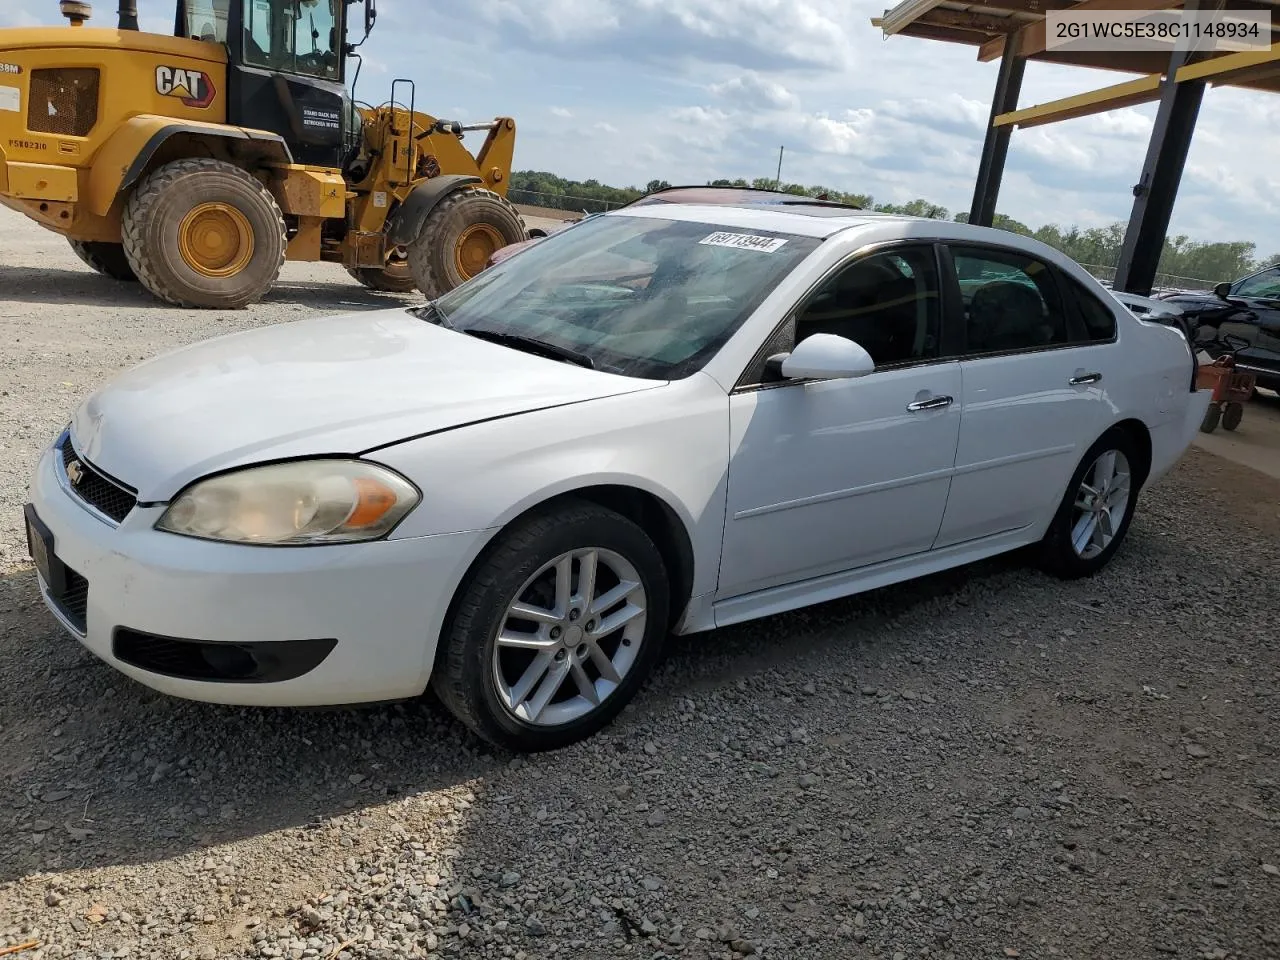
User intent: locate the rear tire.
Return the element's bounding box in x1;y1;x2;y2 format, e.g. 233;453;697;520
1037;427;1142;580
431;499;669;753
68;239;137;282
406;188;526;298
122;158;287;310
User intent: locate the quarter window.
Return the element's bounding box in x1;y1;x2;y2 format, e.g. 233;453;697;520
952;247;1070;354
1064;276;1118;342
792;246;943;368
184;0;230;43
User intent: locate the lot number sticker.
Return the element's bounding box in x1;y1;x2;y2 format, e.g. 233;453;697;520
699;231;789;253
0;86;19;113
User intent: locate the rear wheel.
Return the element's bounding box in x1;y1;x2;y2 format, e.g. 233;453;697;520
1037;428;1141;580
431;499;670;752
345;247;418;294
406;188;526;298
122;158;287;309
68;239;137;282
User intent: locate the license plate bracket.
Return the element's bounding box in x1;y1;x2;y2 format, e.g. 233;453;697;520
23;503;67;598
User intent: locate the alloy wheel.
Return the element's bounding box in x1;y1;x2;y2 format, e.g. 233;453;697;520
1070;448;1132;560
491;547;648;727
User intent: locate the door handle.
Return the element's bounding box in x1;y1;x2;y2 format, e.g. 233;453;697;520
1069;372;1103;385
906;395;953;412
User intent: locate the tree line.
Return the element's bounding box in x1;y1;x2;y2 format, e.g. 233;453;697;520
507;170;1278;285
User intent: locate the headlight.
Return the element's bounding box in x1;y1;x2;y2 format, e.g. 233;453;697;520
156;459;419;545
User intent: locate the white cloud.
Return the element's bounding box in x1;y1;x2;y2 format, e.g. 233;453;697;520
710;72;799;111
549;106;573;118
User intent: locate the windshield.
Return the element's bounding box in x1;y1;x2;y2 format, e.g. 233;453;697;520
423;213;822;380
242;0;341;80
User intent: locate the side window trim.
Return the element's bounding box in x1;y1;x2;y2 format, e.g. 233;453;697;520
732;238;951;393
944;240;1081;361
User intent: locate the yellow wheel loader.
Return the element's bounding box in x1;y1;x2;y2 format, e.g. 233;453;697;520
0;0;528;309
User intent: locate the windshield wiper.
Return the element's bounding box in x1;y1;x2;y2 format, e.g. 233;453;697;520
412;299;455;330
461;328;597;369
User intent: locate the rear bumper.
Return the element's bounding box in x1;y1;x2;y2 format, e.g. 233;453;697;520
1147;387;1213;486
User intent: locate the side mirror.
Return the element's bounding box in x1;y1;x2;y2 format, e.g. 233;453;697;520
1213;281;1232;300
768;333;876;381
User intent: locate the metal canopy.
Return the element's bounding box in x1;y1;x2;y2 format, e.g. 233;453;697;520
870;0;1280;295
873;0;1280;95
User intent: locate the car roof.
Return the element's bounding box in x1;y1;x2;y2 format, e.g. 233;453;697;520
607;200;1041;245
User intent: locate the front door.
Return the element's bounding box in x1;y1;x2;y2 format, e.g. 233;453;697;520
717;243;963;599
933;244;1117;548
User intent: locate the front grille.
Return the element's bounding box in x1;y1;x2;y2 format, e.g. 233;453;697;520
27;68;100;137
60;435;138;523
56;567;88;634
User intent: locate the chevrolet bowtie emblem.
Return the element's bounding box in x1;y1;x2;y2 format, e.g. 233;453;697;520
66;459;84;485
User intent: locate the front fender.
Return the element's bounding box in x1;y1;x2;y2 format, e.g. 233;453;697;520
85;115;293;216
385;174;482;247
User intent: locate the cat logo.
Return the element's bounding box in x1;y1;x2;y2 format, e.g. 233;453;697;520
155;65;216;108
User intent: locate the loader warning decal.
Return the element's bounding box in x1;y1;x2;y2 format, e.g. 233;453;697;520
155;65;216;109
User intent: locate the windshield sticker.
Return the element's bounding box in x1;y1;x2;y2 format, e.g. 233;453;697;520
699;232;789;253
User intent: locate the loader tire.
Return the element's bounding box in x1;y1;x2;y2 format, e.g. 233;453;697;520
345;257;418;294
122;158;287;310
406;188;526;298
68;239;137;282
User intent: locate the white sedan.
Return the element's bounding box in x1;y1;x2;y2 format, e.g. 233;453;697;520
24;199;1211;751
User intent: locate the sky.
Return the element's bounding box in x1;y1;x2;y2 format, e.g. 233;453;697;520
3;0;1278;256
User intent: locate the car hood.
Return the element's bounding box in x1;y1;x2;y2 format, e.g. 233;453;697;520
68;309;664;501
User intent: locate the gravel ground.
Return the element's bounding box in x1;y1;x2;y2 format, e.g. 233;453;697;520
3;210;1280;960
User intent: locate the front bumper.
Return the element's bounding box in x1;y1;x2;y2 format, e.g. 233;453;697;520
25;440;489;707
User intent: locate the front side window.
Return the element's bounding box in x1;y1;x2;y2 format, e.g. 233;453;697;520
952;247;1070;354
242;0;340;80
1236;267;1280;299
792;246;942;367
184;0;231;43
425;214;822;380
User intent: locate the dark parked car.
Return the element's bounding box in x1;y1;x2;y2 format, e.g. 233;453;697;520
1157;263;1280;393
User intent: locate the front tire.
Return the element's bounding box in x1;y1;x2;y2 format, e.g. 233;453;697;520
406;188;526;299
68;239;137;282
431;500;670;752
1222;402;1243;431
1037;428;1141;580
122;158;287;309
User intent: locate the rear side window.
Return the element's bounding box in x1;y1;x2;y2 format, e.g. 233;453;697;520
951;246;1070;354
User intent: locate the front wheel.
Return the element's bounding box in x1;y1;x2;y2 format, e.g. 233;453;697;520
1222;402;1243;431
406;188;527;299
1037;428;1141;580
121;158;287;309
431;500;670;752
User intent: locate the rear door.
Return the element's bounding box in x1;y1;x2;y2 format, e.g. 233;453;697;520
933;243;1117;549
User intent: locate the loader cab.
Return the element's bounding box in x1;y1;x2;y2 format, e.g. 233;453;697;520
175;0;369;168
